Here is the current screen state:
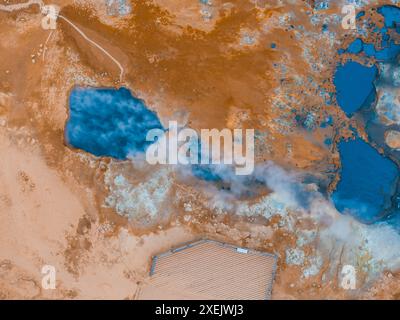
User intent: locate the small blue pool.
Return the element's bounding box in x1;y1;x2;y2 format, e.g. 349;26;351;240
332;138;399;223
65;87;163;159
333;61;377;117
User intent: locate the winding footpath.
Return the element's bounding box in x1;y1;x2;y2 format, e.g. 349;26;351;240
0;0;43;12
0;0;125;83
58;14;124;82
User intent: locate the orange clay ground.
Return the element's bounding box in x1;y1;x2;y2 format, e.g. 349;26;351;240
0;0;399;299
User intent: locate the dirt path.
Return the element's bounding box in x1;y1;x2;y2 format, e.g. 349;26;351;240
0;0;125;83
0;0;43;12
58;14;124;82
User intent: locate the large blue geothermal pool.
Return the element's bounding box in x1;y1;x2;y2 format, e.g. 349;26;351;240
332;5;400;225
332;138;399;223
333;61;377;117
65;87;163;159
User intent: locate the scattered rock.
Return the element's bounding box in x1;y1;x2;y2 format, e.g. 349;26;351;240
385;130;400;150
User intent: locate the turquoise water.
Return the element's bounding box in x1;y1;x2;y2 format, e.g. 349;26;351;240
65;87;163;159
378;5;400;29
332;139;399;223
346;38;363;54
333;61;377;117
64;4;400;227
332;5;400;224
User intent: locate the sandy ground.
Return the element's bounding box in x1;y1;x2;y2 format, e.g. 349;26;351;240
0;0;399;300
0;130;194;299
0;118;193;299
